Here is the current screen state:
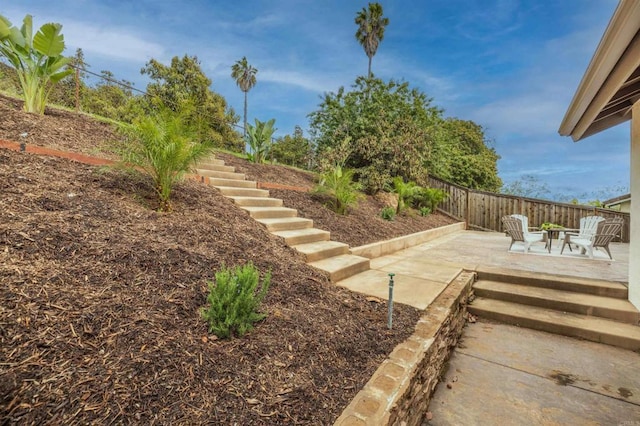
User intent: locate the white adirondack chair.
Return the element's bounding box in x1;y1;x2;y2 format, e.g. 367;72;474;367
510;214;546;238
503;216;546;253
564;215;605;251
561;218;622;259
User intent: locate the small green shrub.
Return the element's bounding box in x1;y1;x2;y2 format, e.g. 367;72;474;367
381;206;396;221
387;176;422;214
314;165;362;215
412;187;449;212
201;262;271;339
419;206;431;217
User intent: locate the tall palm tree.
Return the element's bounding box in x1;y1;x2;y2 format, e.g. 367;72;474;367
231;57;257;138
355;3;389;78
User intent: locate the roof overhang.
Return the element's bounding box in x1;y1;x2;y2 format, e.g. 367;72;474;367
559;0;640;142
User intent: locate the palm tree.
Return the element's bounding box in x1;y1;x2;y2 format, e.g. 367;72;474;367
355;3;389;78
231;57;257;138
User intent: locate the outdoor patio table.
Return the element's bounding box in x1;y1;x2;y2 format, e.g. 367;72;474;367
545;228;565;253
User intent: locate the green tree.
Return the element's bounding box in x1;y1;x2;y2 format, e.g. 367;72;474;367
309;76;441;194
0;14;73;114
428;119;502;191
231;56;257;139
141;55;242;151
270;125;312;168
119;106;214;212
246;118;276;163
355;2;389;78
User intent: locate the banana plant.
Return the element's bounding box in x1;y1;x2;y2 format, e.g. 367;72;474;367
0;14;73;114
246;118;276;163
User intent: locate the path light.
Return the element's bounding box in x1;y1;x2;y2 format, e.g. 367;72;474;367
387;273;395;329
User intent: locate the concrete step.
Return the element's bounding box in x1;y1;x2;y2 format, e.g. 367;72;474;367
197;169;246;180
241;206;298;219
475;280;640;325
197;159;226;168
229;196;283;207
215;186;270;197
196;163;236;173
310;254;370;283
293;240;350;262
272;228;331;245
256;217;313;232
468;298;640;351
476;267;628;299
210;177;256;189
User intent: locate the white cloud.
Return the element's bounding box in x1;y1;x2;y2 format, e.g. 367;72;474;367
63;21;165;63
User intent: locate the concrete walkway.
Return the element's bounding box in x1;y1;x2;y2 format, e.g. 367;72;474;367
336;229;635;425
427;321;640;425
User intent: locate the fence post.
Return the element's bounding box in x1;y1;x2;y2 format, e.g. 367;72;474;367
465;189;470;229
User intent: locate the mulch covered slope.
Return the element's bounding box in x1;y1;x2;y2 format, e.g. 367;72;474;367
0;149;421;424
0;94;457;424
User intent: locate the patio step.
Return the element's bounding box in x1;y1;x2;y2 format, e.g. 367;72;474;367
272;228;331;245
229;196;283;207
293;240;350;262
476;267;628;298
474;280;640;324
468;298;640;351
196;163;236;173
310;254;371;283
241;206;298;219
256;217;313;232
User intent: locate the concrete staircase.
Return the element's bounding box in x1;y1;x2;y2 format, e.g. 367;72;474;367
468;267;640;351
195;158;370;282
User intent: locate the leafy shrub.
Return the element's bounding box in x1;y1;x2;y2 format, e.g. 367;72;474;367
314;165;362;215
413;187;449;212
201;262;271;339
387;176;422;214
246;118;276;163
119;105;213;212
381;206;396;221
419;206;431;217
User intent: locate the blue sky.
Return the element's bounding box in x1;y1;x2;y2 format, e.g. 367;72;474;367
2;1;630;202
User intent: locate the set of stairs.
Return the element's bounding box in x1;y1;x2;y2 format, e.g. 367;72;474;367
469;268;640;351
195;158;370;282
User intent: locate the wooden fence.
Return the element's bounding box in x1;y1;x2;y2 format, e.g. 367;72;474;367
428;176;631;243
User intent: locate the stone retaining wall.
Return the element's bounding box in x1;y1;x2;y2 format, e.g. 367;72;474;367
334;271;475;425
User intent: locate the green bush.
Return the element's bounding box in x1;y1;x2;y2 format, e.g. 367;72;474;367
314;165;362;215
413;187;448;212
381;206;395;221
201;262;271;339
419;206;431;217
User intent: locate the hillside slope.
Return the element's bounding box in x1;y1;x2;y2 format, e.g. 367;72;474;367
0;97;434;423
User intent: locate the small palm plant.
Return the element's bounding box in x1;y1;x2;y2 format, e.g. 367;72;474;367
119;106;213;212
314;164;362;215
0;14;73;114
389;176;421;214
246;118;276;163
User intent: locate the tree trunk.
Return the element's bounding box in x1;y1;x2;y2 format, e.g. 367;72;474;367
368;55;372;78
243;90;248;140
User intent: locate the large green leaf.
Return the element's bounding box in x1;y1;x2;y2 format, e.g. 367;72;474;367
20;14;33;50
0;15;11;39
33;22;65;57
